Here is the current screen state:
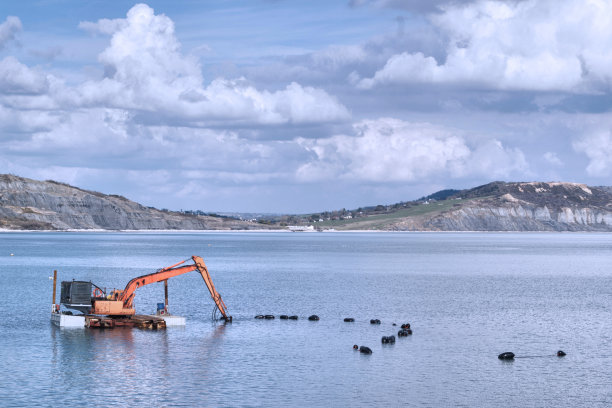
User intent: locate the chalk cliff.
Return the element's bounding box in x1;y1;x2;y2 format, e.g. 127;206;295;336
389;182;612;231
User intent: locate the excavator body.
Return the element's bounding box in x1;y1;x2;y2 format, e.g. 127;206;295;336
60;256;231;321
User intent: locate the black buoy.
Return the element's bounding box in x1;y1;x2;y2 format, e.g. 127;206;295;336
498;352;515;360
557;350;566;357
344;318;355;322
255;315;264;319
279;315;289;320
308;315;319;321
288;315;298;320
359;346;372;354
382;335;396;344
353;344;359;350
397;329;412;337
370;319;381;325
264;315;275;319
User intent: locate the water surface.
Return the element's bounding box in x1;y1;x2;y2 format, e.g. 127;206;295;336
0;232;610;407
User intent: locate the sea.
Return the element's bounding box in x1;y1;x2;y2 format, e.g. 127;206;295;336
0;231;610;407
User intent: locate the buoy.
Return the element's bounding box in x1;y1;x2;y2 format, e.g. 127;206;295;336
370;319;381;325
498;352;515;360
264;315;275;319
353;344;359;350
255;315;264;319
10;253;14;256
308;315;319;321
344;317;355;322
557;350;566;357
288;315;298;320
280;315;288;320
382;335;396;344
359;346;372;354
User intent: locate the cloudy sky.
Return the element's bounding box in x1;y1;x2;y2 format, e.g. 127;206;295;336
1;0;611;213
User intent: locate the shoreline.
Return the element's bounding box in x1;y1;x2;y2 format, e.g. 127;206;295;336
0;228;608;234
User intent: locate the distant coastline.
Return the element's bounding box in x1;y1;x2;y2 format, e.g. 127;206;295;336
2;174;611;232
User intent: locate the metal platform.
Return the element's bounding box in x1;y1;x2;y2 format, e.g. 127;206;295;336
51;312;186;329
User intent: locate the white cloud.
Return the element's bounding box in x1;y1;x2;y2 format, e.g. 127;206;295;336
296;118;527;182
543;152;563;166
573;131;612;176
75;4;349;125
0;16;21;49
0;57;49;95
359;0;612;92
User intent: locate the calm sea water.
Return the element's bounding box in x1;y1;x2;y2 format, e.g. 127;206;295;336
0;231;610;407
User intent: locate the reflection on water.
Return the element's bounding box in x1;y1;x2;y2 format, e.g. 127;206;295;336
1;232;611;407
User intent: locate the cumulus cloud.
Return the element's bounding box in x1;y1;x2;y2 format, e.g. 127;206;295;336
0;16;21;49
0;56;50;95
296;118;527;182
76;4;349;125
358;0;612;92
573;131;612;176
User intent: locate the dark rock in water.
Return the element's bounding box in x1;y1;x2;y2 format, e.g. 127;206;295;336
264;315;275;319
353;344;359;350
255;315;264;319
498;352;515;360
397;329;412;337
359;346;372;354
344;317;355;322
557;350;566;357
288;315;298;320
370;319;381;324
279;315;288;320
308;315;320;321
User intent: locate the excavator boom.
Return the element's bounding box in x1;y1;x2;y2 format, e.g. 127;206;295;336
91;256;231;321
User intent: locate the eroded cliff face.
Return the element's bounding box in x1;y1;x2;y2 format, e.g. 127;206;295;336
0;174;260;230
388;182;612;231
422;203;612;231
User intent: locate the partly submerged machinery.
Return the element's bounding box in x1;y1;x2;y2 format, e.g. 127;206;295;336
59;255;231;322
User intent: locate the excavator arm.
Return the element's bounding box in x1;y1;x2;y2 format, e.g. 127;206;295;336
93;256;231;321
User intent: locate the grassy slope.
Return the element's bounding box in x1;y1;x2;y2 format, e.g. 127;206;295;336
313;198;471;230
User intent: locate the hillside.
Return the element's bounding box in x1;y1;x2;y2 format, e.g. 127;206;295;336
0;174;267;230
2;176;610;232
313;181;612;232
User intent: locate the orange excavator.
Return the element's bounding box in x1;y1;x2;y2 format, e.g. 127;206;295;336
60;255;231;322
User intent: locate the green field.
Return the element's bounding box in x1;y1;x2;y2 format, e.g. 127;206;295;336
312;198;469;230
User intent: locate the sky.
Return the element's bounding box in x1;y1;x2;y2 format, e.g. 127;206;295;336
0;0;611;213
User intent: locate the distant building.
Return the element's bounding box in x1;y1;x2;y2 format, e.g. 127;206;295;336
287;225;315;232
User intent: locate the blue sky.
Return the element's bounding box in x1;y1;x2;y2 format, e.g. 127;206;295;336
1;0;611;213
